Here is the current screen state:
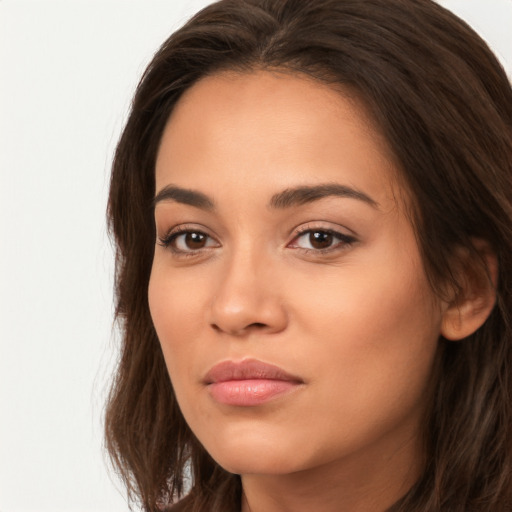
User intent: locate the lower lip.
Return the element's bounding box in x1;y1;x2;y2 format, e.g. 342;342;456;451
208;379;300;406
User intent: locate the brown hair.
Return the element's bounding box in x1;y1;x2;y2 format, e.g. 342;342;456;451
105;1;512;510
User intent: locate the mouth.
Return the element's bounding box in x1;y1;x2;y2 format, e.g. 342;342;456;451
203;359;304;407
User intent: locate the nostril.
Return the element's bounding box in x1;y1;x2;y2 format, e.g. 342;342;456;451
249;322;267;329
210;321;268;334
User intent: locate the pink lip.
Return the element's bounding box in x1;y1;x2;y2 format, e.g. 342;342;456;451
204;359;303;407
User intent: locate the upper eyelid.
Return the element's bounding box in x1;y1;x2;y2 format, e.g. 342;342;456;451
289;228;356;245
289;221;357;238
293;228;349;239
159;223;217;239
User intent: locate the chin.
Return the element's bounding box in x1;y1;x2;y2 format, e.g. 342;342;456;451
214;449;303;476
198;425;309;476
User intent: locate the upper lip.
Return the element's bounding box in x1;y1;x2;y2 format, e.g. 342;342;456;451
203;359;303;384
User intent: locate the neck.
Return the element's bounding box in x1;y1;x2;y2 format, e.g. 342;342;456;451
240;431;423;512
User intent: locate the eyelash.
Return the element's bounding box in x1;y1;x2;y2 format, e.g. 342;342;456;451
288;226;357;254
157;226;215;257
157;225;357;257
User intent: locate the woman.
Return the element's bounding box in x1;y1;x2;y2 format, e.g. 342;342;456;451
105;0;512;511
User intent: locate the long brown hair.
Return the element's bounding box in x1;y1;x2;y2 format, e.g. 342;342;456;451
105;1;512;510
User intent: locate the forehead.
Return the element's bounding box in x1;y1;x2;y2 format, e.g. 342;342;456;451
155;70;402;211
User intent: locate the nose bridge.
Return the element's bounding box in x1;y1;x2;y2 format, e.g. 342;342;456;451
209;238;286;335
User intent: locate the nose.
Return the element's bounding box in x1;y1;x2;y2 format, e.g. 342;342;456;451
209;250;288;337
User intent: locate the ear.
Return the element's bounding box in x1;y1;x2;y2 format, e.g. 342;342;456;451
441;239;498;341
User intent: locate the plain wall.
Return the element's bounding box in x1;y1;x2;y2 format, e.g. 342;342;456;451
1;1;511;511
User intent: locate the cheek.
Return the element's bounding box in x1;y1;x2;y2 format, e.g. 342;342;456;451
286;243;442;404
289;255;439;344
269;262;441;466
148;266;208;380
149;278;199;330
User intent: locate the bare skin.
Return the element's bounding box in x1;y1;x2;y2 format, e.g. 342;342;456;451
148;70;492;511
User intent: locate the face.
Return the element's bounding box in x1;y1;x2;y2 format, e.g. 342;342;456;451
149;70;444;478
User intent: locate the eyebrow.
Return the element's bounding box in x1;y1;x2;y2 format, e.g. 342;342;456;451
269;184;379;209
153;183;378;211
153;185;215;210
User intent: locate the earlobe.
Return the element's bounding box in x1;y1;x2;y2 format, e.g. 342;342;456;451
440;239;498;341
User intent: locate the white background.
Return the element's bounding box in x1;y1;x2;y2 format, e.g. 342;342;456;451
0;1;511;511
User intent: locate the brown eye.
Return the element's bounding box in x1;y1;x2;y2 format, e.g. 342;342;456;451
309;231;333;249
183;232;207;249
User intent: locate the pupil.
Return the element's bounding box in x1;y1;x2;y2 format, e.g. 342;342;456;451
310;231;332;249
186;232;206;249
